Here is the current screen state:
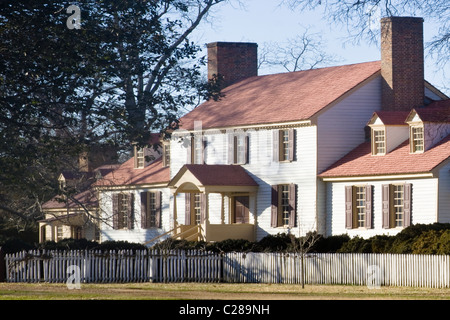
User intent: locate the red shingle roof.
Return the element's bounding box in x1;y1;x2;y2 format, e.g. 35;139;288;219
319;134;450;178
179;61;381;130
177;164;259;186
369;111;410;125
42;189;98;210
94;158;170;187
412;100;450;122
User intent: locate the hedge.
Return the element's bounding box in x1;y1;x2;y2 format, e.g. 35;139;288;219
1;223;449;254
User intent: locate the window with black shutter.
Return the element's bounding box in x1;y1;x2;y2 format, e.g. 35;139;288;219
228;133;249;165
382;183;412;228
273;129;295;162
141;191;162;229
271;184;296;228
345;185;372;229
113;193;134;230
185;193;206;225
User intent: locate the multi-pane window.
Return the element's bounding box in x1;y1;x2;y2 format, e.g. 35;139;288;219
189;136;204;164
382;183;411;229
120;194;129;228
271;184;296;228
135;147;145;168
280;185;290;226
163;143;170;167
392;184;404;227
56;225;64;241
274;129;295;162
411;126;424;153
280;130;290;162
372;129;386;155
141;191;161;229
355;186;366;228
113;193;133;230
345;185;372;229
185;193;205;225
236;135;247;164
148;192;157;227
193;193;202;225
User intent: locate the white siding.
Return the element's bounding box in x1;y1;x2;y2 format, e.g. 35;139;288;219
385;126;409;153
99;188;171;243
244;126;318;239
438;161;450;223
170;125;318;240
317;76;382;173
325;178;439;238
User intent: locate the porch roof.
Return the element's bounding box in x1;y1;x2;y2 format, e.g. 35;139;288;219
38;213;87;226
168;164;259;193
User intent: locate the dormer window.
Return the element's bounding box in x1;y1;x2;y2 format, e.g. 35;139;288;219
410;126;424;153
372;129;386;155
135;146;145;168
162;142;170;167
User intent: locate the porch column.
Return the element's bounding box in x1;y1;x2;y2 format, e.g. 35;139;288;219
220;193;225;224
204;192;209;224
173;192;178;230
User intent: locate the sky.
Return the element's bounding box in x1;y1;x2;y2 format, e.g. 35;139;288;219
191;0;449;96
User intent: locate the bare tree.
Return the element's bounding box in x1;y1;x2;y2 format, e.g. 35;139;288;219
281;0;449;65
259;27;339;73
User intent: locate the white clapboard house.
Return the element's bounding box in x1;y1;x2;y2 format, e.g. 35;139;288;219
41;17;449;244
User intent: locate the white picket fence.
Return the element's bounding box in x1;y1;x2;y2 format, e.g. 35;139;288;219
223;252;450;288
4;250;450;288
4;249;221;283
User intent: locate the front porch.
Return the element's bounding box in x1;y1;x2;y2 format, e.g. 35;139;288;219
167;164;259;243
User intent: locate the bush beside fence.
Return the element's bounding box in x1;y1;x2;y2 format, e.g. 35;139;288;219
4;250;450;288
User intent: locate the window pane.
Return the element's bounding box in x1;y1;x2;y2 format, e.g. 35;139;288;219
194;193;201;224
373;130;385;155
236;135;246;164
136;148;145;168
149;192;156;227
120;194;128;228
393;185;404;227
194;137;203;164
280;185;290;226
355;186;366;228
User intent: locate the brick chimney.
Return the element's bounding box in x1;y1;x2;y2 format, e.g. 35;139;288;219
207;42;258;88
381;17;424;111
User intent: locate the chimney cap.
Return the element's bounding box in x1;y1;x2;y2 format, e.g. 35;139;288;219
380;16;424;23
206;42;258;48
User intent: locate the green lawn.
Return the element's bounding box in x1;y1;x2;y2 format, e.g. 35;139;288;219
1;282;449;300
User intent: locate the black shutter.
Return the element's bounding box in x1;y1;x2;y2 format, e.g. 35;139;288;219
382;184;391;229
155;191;162;228
271;185;279;227
345;186;353;229
273;130;279;162
228;133;235;164
140;192;148;229
112;193;119;230
288;129;295;162
244;135;249;164
127;193;134;230
404;183;412;227
288;183;296;228
365;185;373;229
